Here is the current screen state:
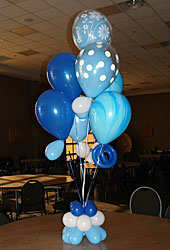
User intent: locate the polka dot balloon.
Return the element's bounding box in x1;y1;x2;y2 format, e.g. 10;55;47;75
72;9;112;50
75;42;119;98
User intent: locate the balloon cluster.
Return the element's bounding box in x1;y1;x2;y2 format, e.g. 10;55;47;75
62;200;106;245
35;9;132;245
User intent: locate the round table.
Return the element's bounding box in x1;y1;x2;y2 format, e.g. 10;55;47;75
0;212;170;249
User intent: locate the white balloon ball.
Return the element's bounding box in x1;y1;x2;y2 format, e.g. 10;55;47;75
87;152;95;164
76;142;90;158
77;215;92;232
72;96;92;115
91;211;105;226
62;212;77;228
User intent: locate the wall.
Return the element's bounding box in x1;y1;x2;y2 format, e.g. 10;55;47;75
126;92;170;154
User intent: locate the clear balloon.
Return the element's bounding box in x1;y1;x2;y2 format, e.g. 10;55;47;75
105;71;123;93
35;90;74;140
72;96;92;119
75;42;119;98
72;9;112;50
91;211;105;226
69;116;90;142
62;212;78;228
45;140;64;161
77;214;92;232
76;142;90;158
47;53;82;101
89;91;131;144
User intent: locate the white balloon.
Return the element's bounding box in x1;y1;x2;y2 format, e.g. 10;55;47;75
91;211;105;226
77;215;92;232
72;96;92;119
76;142;90;158
62;212;77;228
87;152;95;164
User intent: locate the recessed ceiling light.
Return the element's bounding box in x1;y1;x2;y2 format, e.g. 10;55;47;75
24;18;34;23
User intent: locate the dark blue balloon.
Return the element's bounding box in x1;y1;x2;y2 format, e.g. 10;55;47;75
70;201;84;217
47;53;82;101
84;200;97;217
35;90;74;140
92;144;117;168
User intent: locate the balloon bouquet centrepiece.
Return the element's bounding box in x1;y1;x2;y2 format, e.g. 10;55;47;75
35;9;131;245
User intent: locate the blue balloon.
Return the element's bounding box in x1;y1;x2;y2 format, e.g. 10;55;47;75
72;9;112;50
85;226;107;244
45;140;64;160
47;53;82;101
62;227;83;245
92;144;117;168
84;200;97;217
89;91;131;144
35;90;74;140
75;42;119;98
105;71;123;93
69;116;90;142
70;201;84;217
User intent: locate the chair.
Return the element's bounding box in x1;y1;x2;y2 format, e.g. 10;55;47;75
164;205;170;219
129;186;162;217
0;203;13;221
0;212;10;226
16;180;46;220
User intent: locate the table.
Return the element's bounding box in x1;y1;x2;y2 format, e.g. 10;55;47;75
0;212;170;249
0;174;75;209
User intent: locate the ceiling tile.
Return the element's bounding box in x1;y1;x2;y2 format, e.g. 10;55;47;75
0;0;11;8
18;49;40;56
109;13;132;25
0;31;21;40
136;15;162;26
0;40;17;48
0;5;28;18
8;45;28;52
17;0;50;12
127;6;156;19
10;36;33;45
160;13;170;22
26;32;49;41
43;0;73;7
97;5;121;16
152;2;170;15
0;19;22;30
34;7;65;20
30;22;55;32
79;0;113;9
56;0;87;16
11;26;38;36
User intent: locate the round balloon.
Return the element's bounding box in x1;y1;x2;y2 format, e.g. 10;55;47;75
105;71;123;93
70;201;84;217
89;91;131;144
91;211;105;226
72;96;92;119
75;42;119;98
72;9;112;50
35;90;74;140
47;53;82;101
45;140;64;160
76;142;90;158
77;214;92;232
62;212;78;228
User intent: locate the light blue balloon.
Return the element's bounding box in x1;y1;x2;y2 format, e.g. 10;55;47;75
45;140;64;160
85;226;107;244
89;92;131;144
75;42;119;98
62;227;83;245
69;116;90;142
72;9;112;50
105;71;123;93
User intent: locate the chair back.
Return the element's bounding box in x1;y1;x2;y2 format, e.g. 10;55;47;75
129;186;162;217
21;180;45;207
0;212;10;226
165;205;170;219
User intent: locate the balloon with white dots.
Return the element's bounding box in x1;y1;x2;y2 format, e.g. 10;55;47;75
75;41;119;98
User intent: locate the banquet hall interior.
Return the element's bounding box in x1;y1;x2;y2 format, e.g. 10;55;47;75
0;0;170;224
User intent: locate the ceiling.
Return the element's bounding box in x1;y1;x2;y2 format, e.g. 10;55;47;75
0;0;170;96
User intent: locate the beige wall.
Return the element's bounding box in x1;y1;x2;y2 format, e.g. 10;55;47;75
126;92;170;154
